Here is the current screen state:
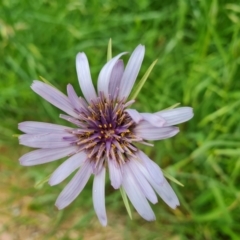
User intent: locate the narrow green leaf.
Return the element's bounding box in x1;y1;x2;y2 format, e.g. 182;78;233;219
130;59;158;100
34;174;51;189
165;102;181;110
12;134;20;138
120;186;132;219
199;100;240;126
162;170;184;187
107;38;112;61
226;3;240;13
214;148;240;156
39;76;55;87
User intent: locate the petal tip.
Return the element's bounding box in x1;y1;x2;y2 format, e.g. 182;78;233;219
173;127;180;134
111;182;120;190
19;159;26;166
55;199;67;210
76;52;86;60
31;80;42;89
99;217;108;227
48;179;55;186
67;83;72;88
55;202;62;210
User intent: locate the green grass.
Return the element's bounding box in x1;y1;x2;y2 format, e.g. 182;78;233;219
1;0;240;239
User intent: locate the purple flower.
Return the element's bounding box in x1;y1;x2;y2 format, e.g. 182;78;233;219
18;44;193;226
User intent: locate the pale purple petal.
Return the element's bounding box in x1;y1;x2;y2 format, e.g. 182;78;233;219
119;45;145;99
93;168;107;226
55;161;92;209
76;53;97;103
154;178;180;209
67;84;84;113
49;151;87;186
137;151;164;185
128;160;158;204
18;121;72;134
140;113;166;127
109;60;124;96
60;114;87;127
98;53;127;96
31;81;78;118
19;133;77;148
19;146;78;166
135;160;180;209
108;159;122;189
122;163;156;221
135;122;179;140
156;107;194;126
125;109;142;123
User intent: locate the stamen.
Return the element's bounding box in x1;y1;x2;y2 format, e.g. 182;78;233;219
88;145;100;158
85;141;97;149
116;150;126;164
113;140;124;153
139;141;154;147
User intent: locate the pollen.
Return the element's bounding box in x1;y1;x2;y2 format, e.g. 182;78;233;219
73;93;137;165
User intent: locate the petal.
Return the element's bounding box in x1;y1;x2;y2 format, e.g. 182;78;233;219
49;151;87;186
122;163;156;221
108;159;122;189
31;81;78;118
67;84;84;113
60;114;87;127
135;122;179;140
125;109;142;123
140;113;166;127
19;146;78;166
19;133;77;148
76;53;97;103
98;53;127;96
137;151;164;185
108;60;124;97
119;45;145;99
155;107;194;126
55;161;92;209
93;168;107;226
128;159;158;204
18;121;72;134
136;160;180;209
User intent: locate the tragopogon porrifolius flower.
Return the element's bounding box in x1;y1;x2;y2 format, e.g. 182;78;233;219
18;43;193;226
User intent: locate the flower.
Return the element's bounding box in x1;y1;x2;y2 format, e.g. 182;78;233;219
18;44;193;226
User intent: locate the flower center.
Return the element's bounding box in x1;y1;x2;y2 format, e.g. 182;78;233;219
71;93;140;170
99;124;115;140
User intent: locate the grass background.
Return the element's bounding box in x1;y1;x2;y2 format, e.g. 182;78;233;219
1;0;240;239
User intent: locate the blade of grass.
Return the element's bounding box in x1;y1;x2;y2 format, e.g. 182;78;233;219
130;59;158;100
120;186;132;220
